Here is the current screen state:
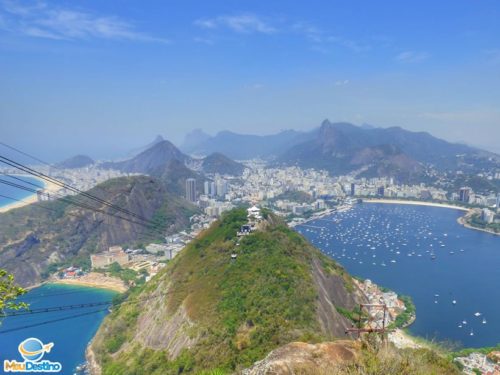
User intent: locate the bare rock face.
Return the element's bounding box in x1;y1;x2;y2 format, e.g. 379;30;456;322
135;297;198;358
242;341;360;375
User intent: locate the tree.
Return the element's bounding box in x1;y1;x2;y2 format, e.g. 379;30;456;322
0;269;28;318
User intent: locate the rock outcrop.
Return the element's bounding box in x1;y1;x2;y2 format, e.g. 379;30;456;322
242;341;360;375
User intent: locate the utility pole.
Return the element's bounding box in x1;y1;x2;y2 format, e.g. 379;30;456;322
345;303;392;340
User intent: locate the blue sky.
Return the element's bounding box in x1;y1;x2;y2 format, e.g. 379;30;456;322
1;0;499;160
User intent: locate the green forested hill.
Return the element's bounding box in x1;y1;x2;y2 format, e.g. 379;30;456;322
90;209;367;374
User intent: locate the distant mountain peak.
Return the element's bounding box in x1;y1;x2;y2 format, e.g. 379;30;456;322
180;129;211;154
56;154;94;169
201;152;245;175
277;119;486;181
102;139;190;174
320;118;332;127
127;134;166;157
153;134;164;142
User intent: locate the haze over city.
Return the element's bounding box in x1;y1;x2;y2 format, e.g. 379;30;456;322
1;0;500;160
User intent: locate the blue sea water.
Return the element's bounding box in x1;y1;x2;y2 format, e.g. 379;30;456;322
0;284;116;375
0;175;45;208
296;203;500;349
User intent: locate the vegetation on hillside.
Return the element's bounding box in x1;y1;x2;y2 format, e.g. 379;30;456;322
331;334;461;375
468;213;500;234
92;208;358;374
389;295;416;329
0;269;27;314
0;175;197;287
94;262;148;287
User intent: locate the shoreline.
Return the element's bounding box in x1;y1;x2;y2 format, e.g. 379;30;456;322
86;342;101;375
457;214;500;237
0;174;61;213
49;272;127;293
363;198;469;212
364;199;500;237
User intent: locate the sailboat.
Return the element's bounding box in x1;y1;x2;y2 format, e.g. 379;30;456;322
482;318;487;324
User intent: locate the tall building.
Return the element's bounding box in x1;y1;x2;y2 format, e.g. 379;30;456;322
350;183;356;196
377;186;385;197
186;178;197;203
459;187;471;203
216;179;228;197
481;208;495;224
204;180;217;197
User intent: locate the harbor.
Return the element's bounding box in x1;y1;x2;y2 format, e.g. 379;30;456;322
296;202;500;348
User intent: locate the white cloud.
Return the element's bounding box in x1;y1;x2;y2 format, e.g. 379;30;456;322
292;21;322;43
0;0;169;43
193;19;216;29
396;50;429;63
292;21;370;53
194;14;276;34
327;36;370;53
335;80;349;86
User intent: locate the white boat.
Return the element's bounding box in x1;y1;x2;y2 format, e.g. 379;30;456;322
483;318;487;324
474;312;481;317
470;330;474;336
452;300;457;305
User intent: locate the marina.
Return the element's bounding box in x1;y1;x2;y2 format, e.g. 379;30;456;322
296;202;500;348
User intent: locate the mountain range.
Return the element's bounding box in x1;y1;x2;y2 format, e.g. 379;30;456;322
181;129;312;160
61;120;499;185
101;139;246;180
179;120;499;182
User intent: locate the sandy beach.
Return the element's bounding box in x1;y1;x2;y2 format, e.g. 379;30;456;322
363;198;469;212
0;175;61;213
51;272;127;293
